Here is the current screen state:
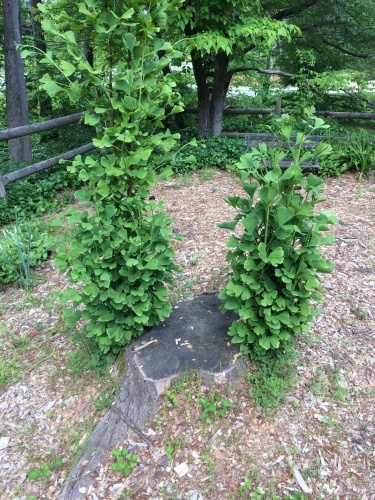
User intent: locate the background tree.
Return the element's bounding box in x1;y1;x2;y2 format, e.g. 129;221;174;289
2;0;32;160
166;0;375;137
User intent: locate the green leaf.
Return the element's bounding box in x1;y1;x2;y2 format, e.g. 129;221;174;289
276;207;294;227
268;247;284;266
124;33;137;53
41;79;64;96
218;220;237;230
225;196;240;208
226;235;239;248
242;214;258;233
258;243;268;262
97;180;110;197
60;60;76;77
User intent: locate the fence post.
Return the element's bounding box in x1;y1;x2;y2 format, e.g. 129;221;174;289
275;98;282;117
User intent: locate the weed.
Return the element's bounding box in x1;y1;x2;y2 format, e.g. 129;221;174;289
111;448;138;477
164;390;179;406
238;476;263;499
171;370;202;394
199;393;232;424
210;264;230;290
320;414;341;429
246;352;296;408
0;357;20;389
27;458;63;481
168;272;192;303
164;436;182;459
351;306;368;320
95;390;113;410
200;168;216;182
189;253;198;266
0;214;58;288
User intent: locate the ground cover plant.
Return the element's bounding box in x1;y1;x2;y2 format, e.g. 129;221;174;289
218;112;337;359
320;128;375;178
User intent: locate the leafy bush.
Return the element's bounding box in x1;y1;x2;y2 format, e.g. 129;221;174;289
0;216;58;287
218;113;336;359
171;135;245;173
40;0;184;358
320;129;375;178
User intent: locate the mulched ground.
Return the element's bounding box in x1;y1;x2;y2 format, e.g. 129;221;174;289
0;170;374;499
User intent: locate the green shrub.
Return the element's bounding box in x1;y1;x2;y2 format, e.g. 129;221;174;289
320;129;375;178
39;0;184;358
171;135;245;173
218;112;336;359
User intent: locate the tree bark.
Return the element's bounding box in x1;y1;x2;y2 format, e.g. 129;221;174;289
191;50;231;137
210;51;230;135
3;0;32;161
191;50;212;137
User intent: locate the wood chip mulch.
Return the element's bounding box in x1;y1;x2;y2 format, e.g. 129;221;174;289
0;170;374;499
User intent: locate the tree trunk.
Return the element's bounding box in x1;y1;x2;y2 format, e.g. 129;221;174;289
191;50;212;137
3;0;32;161
210;51;230;135
191;50;231;137
30;0;52;117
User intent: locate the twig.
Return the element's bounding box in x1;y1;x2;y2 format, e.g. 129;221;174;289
132;339;158;352
111;405;154;448
286;456;313;494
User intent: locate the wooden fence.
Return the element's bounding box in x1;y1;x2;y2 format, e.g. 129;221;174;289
0;112;94;198
1;103;374;198
184;107;375;120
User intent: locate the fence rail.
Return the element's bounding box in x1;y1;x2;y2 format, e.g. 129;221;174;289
1;103;375;198
184;107;375;120
0;112;91;198
0;113;82;141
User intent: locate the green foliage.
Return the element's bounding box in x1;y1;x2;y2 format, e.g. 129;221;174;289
238;476;263;499
199;393;232;424
218;111;336;359
111;448;138;477
172;135;244;173
172;0;300;57
0;358;20;388
0;125;92;225
246;353;296;407
0;215;58;287
27;458;63;481
344;129;375;180
35;0;185;355
164;390;179;406
320;129;375;178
